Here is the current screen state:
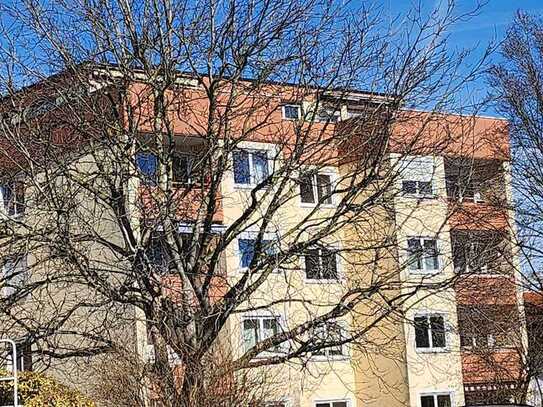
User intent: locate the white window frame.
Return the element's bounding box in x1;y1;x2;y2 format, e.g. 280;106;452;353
282;104;302;120
241;312;286;357
302;244;342;283
413;312;450;353
314;399;352;407
232;148;271;188
299;168;338;208
418;391;454;407
406;236;441;274
236;231;280;272
311;321;349;361
401;179;435;198
398;155;436;199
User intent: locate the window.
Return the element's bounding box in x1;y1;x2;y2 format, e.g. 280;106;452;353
233;149;269;186
146;233;191;274
316;108;340;123
460;333;496;349
261;401;288;407
282;104;301;120
414;314;447;351
2;255;28;297
407;237;439;272
402;180;433;196
300;172;333;205
315;401;349;407
172;153;202;185
1;181;25;216
304;247;339;281
242;316;282;352
399;156;435;198
313;322;346;358
238;238;276;269
420;393;452;407
5;343;32;372
136;152;158;185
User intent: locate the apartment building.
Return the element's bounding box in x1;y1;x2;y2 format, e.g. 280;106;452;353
0;69;527;407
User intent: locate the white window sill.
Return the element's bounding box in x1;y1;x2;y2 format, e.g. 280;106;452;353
311;354;350;362
299;202;336;209
415;347;449;354
304;278;343;285
401;193;437;200
408;269;442;276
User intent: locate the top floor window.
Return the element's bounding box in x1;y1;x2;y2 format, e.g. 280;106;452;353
300;172;333;205
398;156;435;198
1;181;25;217
233;149;269;186
282;104;302;120
136;152;158;185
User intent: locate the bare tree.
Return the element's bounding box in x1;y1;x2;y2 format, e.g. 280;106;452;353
489;10;543;404
0;0;493;405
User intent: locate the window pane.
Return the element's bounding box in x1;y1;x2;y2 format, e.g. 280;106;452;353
414;316;430;348
136;152;158;185
243;319;259;349
316;174;332;204
300;174;315;203
263;318;279;338
328;324;344;356
252;151;269;184
239;239;255;268
321;249;338;279
437;395;451;407
402;180;417;194
172;154;190;184
315;404;330;407
407;239;422;270
419;181;433;196
423;239;439;270
332;403;348;407
304;249;320;279
420;395;435;407
430;316;446;348
284;105;300;119
233;150;251;184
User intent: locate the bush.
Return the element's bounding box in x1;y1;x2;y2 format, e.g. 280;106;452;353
0;370;95;407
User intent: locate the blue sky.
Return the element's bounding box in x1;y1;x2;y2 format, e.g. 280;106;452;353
379;0;543;116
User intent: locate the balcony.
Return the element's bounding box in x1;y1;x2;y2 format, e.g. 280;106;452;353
450;230;517;305
445;158;509;230
136;139;223;224
458;304;524;405
450;230;512;276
